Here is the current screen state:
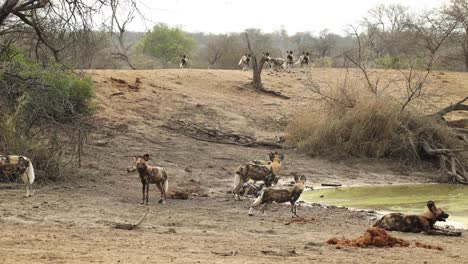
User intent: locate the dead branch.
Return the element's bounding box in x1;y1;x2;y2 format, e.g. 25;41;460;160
162;120;285;149
113;208;149;230
423;142;468;184
256;87;290;99
434;96;468;117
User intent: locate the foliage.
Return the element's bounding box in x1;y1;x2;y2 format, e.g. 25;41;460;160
315;56;334;68
140;24;195;67
375;55;407;69
0;45;94;182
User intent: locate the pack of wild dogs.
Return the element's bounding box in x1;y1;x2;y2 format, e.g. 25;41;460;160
1;152;462;236
238;51;311;72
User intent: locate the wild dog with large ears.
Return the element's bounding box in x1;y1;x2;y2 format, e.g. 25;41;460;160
0;155;35;197
130;154;169;205
233;152;284;201
248;175;307;217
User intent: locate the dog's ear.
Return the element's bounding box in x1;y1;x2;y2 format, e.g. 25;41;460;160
427;201;436;212
143;154;150;161
269;152;275;161
300;175;306;182
294;175;299;183
280;154;285;161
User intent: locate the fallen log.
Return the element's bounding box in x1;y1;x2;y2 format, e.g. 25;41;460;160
321;183;342;187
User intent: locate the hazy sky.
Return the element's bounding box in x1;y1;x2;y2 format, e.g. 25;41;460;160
131;0;447;35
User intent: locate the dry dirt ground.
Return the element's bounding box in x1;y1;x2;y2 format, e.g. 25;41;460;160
1;68;467;263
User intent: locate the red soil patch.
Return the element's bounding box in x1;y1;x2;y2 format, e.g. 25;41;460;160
327;227;410;248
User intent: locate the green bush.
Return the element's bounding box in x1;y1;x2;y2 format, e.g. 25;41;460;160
6;50;94;121
315;56;334;68
0;45;95;182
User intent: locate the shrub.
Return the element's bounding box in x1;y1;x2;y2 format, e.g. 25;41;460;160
286;95;466;165
0;45;94;183
315;56;334;68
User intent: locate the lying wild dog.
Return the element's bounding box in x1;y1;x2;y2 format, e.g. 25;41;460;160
0;155;35;197
232;152;284;201
374;201;462;236
128;154;169;205
248;175;306;217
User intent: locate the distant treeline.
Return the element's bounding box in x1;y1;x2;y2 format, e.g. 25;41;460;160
5;2;468;72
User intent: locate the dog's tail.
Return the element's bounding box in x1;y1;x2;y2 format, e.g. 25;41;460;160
164;179;169;193
162;169;169;193
250;189;265;207
238;58;243;65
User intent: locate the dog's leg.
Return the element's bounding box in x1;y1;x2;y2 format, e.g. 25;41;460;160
141;182;146;204
260;203;269;215
146;182;150;205
157;182;165;204
25;182;30;198
232;173;244;201
30;182;34;197
291;202;298;218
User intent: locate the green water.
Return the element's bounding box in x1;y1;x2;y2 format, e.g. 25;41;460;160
301;184;468;227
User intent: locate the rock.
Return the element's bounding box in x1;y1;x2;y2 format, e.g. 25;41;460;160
185;167;192;173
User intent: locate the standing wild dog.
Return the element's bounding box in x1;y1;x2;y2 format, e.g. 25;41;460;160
128;154;169;205
241;152;286;196
0;155;35;197
286;51;294;72
238;53;251;71
179;54;188;69
374;201;461;236
232;152;284;201
248;175;306;217
264;53;286;72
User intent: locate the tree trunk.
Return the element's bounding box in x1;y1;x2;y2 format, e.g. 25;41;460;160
252;55;267;90
245;33;267;90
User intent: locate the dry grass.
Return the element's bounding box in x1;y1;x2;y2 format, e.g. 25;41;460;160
286;90;467;169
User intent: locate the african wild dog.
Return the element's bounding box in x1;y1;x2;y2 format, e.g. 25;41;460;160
238;54;251;71
373;201;461;236
296;52;310;68
248;175;306;217
264;53;286;72
286;51;294;71
241;152;286;196
232;152;284;201
180;55;188;69
0;155;35;197
128;154;169;205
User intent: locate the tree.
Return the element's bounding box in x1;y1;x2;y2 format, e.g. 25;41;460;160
315;29;338;58
444;0;468;71
205;34;227;69
141;24;195;68
245;32;289;99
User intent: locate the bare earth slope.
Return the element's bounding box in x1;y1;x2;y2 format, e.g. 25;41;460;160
0;69;467;263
